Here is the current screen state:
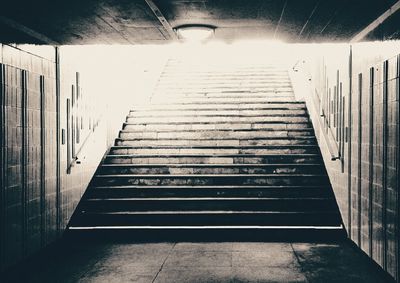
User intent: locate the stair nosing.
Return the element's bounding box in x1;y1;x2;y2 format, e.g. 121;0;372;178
84;197;331;201
101;163;323;167
92;185;327;189
119;129;314;134
95;174;328;178
115;137;316;141
123;121;310;126
127;114;308;118
110;145;318;149
106;153;321;157
68;225;344;230
130;107;307;112
80;210;339;215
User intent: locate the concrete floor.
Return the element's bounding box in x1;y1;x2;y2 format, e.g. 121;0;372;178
2;240;391;283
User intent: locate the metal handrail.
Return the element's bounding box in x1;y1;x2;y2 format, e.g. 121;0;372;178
310;89;340;161
293;60;340;161
67;116;101;172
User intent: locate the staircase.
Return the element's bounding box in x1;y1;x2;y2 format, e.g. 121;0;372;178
68;58;344;240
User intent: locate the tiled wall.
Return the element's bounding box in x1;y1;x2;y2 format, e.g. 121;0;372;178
0;44;109;272
301;43;400;281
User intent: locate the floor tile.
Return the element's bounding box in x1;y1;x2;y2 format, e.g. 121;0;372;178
154;267;233;283
165;250;232;267
232;250;298;267
232;266;307;283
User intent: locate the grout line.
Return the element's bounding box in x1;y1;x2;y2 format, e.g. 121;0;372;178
290;243;311;283
151;242;177;283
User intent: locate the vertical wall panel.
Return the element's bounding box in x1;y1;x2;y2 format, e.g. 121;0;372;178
308;45;400;281
0;44;108;272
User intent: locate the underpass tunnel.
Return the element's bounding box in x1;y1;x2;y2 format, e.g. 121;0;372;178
0;1;400;282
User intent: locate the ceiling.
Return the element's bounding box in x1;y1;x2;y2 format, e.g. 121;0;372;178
0;0;398;44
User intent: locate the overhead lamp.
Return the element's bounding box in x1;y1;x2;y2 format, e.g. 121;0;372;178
175;25;216;42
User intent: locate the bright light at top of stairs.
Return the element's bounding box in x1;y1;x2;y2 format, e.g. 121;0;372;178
176;25;215;42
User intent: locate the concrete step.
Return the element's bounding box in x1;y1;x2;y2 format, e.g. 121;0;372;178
156;83;293;89
88;185;332;199
126;115;310;124
118;129;314;140
153;96;295;102
152;94;295;101
98;163;326;175
127;109;307;117
65;226;345;242
160;72;289;78
123;121;311;131
104;153;322;165
115;137;317;146
153;88;294;95
154;84;293;91
72;210;342;227
131;103;306;110
80;197;336;212
109;145;320;155
160;70;289;74
92;174;329;186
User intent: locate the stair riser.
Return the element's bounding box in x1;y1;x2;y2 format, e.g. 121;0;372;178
160;74;290;78
155;93;293;98
128;110;307;117
155;86;293;92
131;104;306;111
98;165;325;175
151;95;294;100
104;156;321;165
74;213;341;227
93;176;329;186
154;90;293;96
160;72;288;77
109;148;319;155
123;123;310;131
157;80;292;85
88;187;331;199
119;131;314;139
151;95;295;101
115;138;317;146
126;116;310;123
81;199;336;212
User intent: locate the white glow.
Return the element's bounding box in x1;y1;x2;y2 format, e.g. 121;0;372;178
177;26;214;42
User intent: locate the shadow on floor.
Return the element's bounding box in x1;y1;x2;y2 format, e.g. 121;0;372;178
1;238;393;283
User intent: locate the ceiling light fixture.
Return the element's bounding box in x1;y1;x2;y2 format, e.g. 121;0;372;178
174;25;216;42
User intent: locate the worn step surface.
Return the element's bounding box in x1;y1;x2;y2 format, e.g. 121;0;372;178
68;58;344;240
98;163;326;175
88;185;332;198
104;154;323;165
115;137;317;146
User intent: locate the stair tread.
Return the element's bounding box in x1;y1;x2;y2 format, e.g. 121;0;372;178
92;185;326;189
131;107;306;111
120;129;314;133
116;136;316;140
81;210;338;215
127;114;308;118
107;153;320;157
68;225;344;230
85;197;331;201
101;163;322;167
111;145;317;149
124;121;310;125
95;174;327;178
